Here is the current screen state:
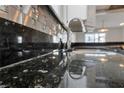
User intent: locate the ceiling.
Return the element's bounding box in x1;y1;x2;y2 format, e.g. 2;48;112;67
96;5;124;13
96;5;110;12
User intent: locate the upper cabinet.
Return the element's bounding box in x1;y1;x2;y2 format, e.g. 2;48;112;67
85;6;96;32
51;5;88;26
51;5;61;17
51;5;96;32
67;5;87;22
51;5;67;25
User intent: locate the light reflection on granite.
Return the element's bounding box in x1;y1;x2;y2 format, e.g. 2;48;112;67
59;49;124;88
1;49;124;88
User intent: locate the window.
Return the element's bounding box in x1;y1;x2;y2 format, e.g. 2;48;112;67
99;33;105;42
85;34;94;43
17;36;23;43
94;34;99;42
85;33;105;43
53;36;58;43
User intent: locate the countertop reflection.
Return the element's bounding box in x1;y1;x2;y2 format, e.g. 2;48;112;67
1;49;124;88
59;49;124;88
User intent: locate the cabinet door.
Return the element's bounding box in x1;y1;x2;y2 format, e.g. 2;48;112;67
67;5;87;22
85;6;96;32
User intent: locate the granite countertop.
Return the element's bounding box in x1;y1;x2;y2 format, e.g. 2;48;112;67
0;50;68;88
0;49;54;67
2;49;124;88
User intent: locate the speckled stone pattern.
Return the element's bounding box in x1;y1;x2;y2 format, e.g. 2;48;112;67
0;51;67;88
1;49;124;88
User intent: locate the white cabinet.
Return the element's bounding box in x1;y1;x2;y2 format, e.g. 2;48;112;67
51;5;61;17
86;6;96;32
51;5;88;26
51;5;68;25
67;5;87;22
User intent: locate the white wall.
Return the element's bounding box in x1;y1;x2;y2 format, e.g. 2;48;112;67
71;27;124;43
71;32;85;42
95;9;124;42
71;32;76;42
105;27;124;42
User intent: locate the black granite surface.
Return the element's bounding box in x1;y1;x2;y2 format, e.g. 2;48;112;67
0;50;67;88
0;17;61;67
71;42;124;47
1;49;124;88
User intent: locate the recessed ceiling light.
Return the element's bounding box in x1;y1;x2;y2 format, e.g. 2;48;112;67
120;23;124;26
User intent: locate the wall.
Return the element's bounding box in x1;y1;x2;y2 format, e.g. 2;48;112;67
71;27;124;43
0;6;67;37
71;32;85;42
105;27;124;42
95;8;124;43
